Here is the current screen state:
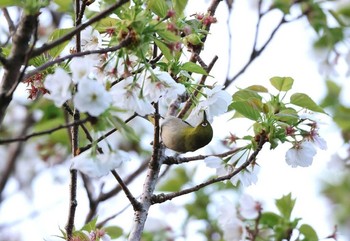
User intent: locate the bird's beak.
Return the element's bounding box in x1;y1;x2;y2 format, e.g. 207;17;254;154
203;111;207;121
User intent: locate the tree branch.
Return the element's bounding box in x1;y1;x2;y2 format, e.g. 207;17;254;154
85;159;148;223
79;113;138;153
224;4;307;88
111;170;141;211
128;103;164;241
0;117;90;144
24;36;132;80
65;3;83;238
0;13;38;127
2;8;16;36
29;0;130;58
152;134;266;204
163;147;243;165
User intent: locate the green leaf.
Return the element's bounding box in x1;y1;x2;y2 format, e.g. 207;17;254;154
53;0;73;12
303;3;327;33
273;0;293;14
275;193;296;220
259;212;281;227
48;28;73;58
0;0;22;7
181;62;207;75
314;27;344;48
299;224;318;241
158;167;189;192
275;108;299;125
156;25;181;42
104;226;123;239
290;93;326;114
185;189;210;220
173;0;188;17
229;100;262;121
29;55;51;67
232;89;262;102
82;217;97;232
148;0;169;18
109;116;140;143
94;17;119;33
153;38;173;61
246;85;269;92
338;5;350;18
72;231;90;241
270;76;294;91
333;105;350;130
320;80;341;108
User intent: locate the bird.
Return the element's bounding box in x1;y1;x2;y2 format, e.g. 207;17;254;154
160;111;213;153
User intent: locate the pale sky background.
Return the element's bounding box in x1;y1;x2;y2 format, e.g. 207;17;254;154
0;0;348;241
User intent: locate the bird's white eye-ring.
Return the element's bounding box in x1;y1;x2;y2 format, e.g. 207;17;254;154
201;122;208;127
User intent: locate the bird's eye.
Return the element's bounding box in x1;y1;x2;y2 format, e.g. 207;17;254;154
201;122;208;127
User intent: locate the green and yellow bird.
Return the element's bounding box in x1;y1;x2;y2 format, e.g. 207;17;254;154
160;112;213;153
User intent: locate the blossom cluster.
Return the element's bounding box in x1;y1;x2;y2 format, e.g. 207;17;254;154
285;112;327;168
41;27;233;177
217;194;261;241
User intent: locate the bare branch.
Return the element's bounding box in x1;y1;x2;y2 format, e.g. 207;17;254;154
111;170;141;211
2;8;16;35
0;117;90;144
224;5;307;88
85;160;148;223
79;113;138;153
0;13;38;127
163;147;244;165
65;109;80;240
128;102;165;241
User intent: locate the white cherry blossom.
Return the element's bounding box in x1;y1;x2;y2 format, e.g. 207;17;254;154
73;78;112;116
204;154;259;187
71;150;130;178
143;68;185;103
217;197;247;241
239;194;261;220
285;141;317;167
80;26;102;51
44;67;72;106
110;76;154;115
69;57;97;84
186;85;231;126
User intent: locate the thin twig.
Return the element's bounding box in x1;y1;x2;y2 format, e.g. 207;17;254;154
2;8;16;35
163;147;243;165
79;113;138;153
96;202;133;228
111;170;141;211
85;159;149;223
65;2;82;239
224;7;306;88
0;117;90;144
